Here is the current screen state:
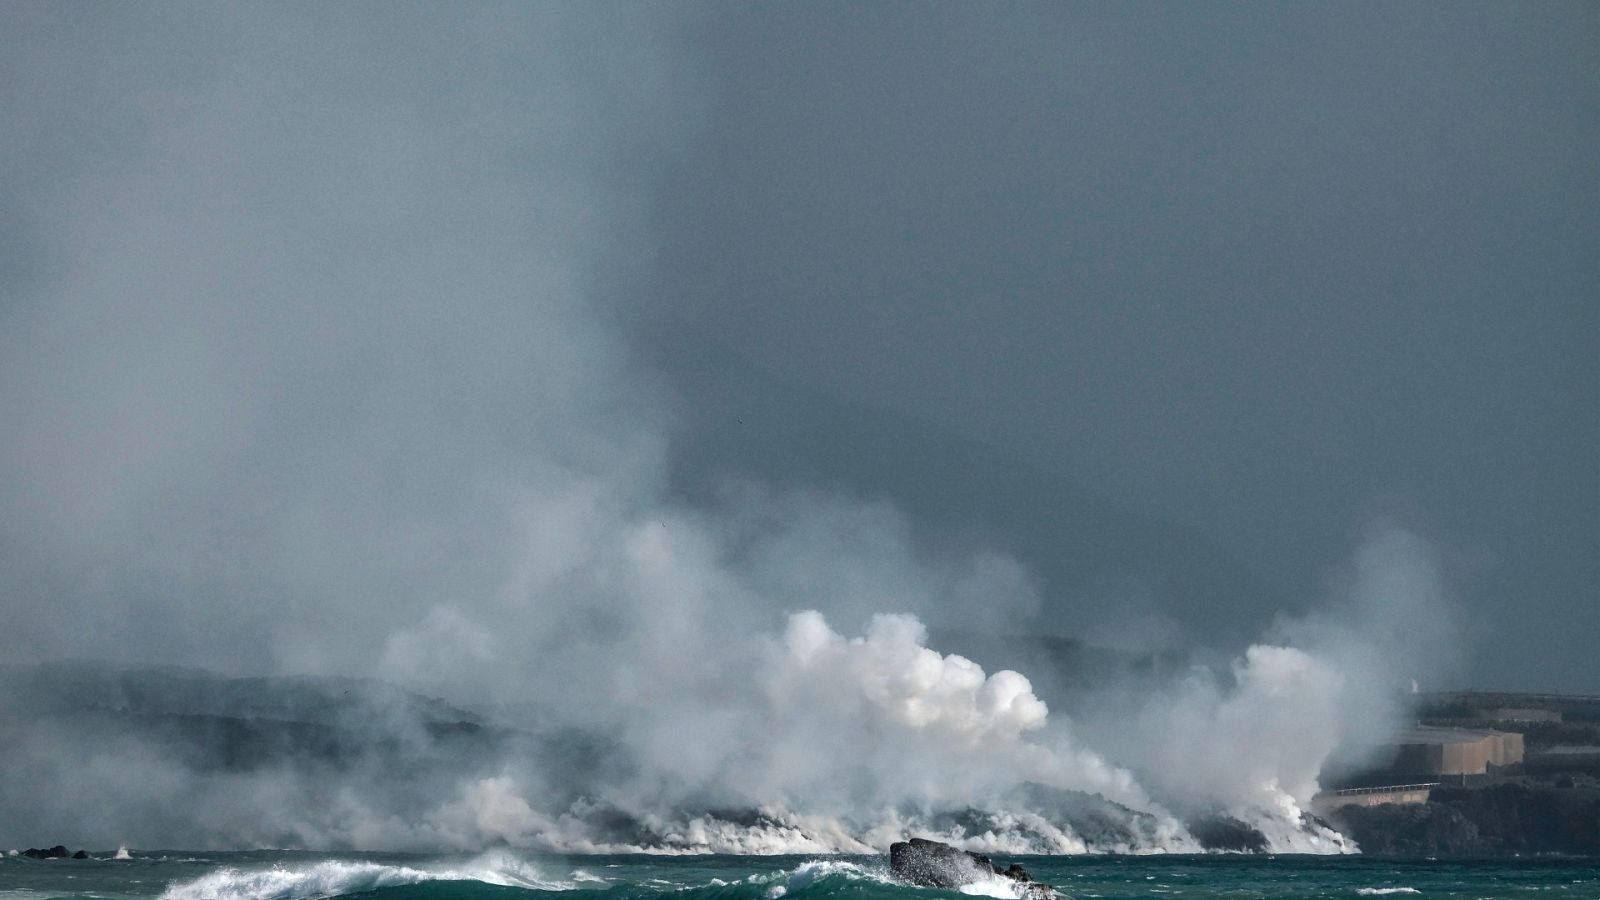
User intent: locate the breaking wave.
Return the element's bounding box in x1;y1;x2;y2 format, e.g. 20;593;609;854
761;860;890;899
155;857;962;900
159;854;574;900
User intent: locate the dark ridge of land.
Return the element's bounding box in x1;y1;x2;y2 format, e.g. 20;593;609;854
1424;690;1600;710
1418;691;1600;725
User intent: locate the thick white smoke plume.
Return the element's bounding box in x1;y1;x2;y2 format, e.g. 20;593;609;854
0;6;1455;854
762;612;1144;809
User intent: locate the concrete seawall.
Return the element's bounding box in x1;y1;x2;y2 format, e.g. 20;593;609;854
1312;783;1437;815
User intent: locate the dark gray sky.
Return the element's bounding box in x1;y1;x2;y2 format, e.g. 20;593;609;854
636;3;1598;691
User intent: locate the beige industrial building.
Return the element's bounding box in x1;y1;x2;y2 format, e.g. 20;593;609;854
1391;726;1524;778
1314;726;1525;811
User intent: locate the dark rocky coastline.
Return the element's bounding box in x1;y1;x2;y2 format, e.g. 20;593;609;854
1334;779;1600;856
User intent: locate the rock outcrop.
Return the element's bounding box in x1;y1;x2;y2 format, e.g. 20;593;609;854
1185;815;1270;853
890;837;1052;898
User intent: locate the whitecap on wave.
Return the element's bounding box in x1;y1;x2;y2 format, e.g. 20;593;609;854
760;860;888;899
758;859;1048;900
159;852;570;900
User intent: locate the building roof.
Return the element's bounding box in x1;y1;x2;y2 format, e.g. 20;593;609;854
1396;725;1508;745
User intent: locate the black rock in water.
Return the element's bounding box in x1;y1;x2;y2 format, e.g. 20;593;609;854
71;850;89;859
21;846;71;859
889;837;1052;898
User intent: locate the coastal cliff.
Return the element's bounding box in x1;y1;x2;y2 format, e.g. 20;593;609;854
1335;780;1600;856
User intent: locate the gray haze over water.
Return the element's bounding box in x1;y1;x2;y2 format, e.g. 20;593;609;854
0;1;1593;853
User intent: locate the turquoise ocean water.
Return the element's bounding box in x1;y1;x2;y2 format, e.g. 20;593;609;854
1;852;1596;900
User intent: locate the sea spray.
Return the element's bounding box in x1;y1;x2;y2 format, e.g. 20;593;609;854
31;852;1578;900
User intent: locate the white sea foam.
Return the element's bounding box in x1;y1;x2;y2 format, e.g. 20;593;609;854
1356;889;1420;895
114;847;133;860
957;873;1045;900
761;856;1052;900
159;853;568;900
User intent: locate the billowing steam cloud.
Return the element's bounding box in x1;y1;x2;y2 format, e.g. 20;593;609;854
0;6;1455;854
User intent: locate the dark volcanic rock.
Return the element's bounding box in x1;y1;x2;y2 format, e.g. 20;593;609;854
21;846;71;859
1186;815;1270;853
1004;783;1171;849
1334;803;1481;856
1333;782;1600;856
1000;864;1032;882
890;838;1052;898
71;850;89;859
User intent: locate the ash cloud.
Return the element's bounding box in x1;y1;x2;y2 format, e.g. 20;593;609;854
1;5;1465;854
